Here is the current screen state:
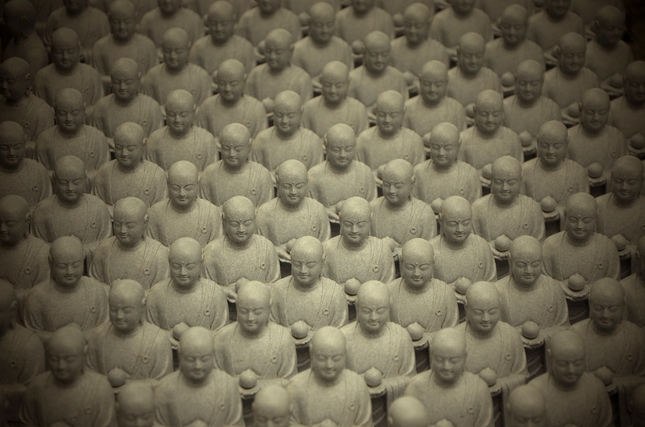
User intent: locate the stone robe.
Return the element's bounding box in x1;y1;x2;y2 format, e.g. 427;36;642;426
199;160;274;208
142;63;211;107
256;197;330;246
269;276;348;329
472;194;545;242
621;273;645;327
370;197;436;245
213;321;297;387
521;158;589;209
391;37;450;77
342;322;416;407
307;160;377;208
447;67;502;108
429;234;497;285
3;33;48;78
322;236;395;285
404;96;467;137
301;96;369;138
292;36;354;79
154;369;244;427
585;40;634;82
526;11;585;52
503;95;562;139
147;199;222;247
144;126;217;171
138;7;204;49
0;159;52;208
86;321;172;380
335;6;394;45
91;236;169;290
347;66;408;111
44;6;110;63
189;34;256;76
429;8;492;48
288;369;373;427
251;127;324;171
91;34;158;78
596;194;645;246
245;64;313;104
413;160;482;205
0;93;54;144
196;94;268;140
146;278;228;332
36;125;110;173
356;127;425;171
542;231;621;282
567;124;627;181
92;160;167;208
542;68;600;109
458;126;524;174
33;64;103;108
91;94;164;140
484;39;546;77
529;372;613;427
608;97;645;139
405;371;494;427
20;370;115;427
236;7;301;46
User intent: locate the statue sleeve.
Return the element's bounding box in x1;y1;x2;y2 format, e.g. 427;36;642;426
353;379;374;427
605;239;621;280
89;68;105;105
223;375;245;427
276;329;298;381
378;242;396;284
330;285;349;327
208;284;229;331
89;245;106;284
443;285;460;329
23;291;45;333
18;333;46;384
18;380;41;427
150;330;173;380
527;199;546;242
594;380;613;427
418;206;437;240
355;102;369;136
265;244;281;284
316;203;331;242
465;166;483;204
473;378;495;427
550;280;571;328
85;330;102;373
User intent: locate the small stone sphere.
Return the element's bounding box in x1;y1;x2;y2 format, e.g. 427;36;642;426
567;103;580;118
291;321;309;339
455;277;472;295
262;98;274;113
482;163;492;179
407;322;425;341
431;198;443;214
519;131;533;147
568;273;586;291
299;12;310;26
422;132;431;147
393;13;404;27
108;369;127;388
587;162;603;179
541;196;557;213
351;40;365;55
495;235;511;252
594;367;615;386
630;133;645;150
172;323;189;340
258;40;266;55
239;369;259;389
609;73;624;89
521;321;540;339
501;72;515;87
479;368;497;387
435;420;456;427
404;71;415;87
465;103;475;118
611;234;628;251
345;280;360;296
364;367;382;387
285;238;296;253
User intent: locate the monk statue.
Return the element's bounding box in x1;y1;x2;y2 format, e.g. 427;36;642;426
256;160;330;261
147;161;222;247
91;58;164;148
145;90;217;171
356;90;425;178
477;0;534;37
86;279;172;385
528;331;613;427
621;236;645;327
0;122;51;208
93;122;167;209
404;61;467;142
196;59;268;142
203;196;280;303
138;0;204;57
0;57;54;148
430;196;497;288
429;0;491;58
503;60;562;147
24;236;109;343
370;159;436;259
253;385;292;427
189;1;255;76
31;155;112;259
0;281;45;424
387;396;428;427
307;123;376;221
608;61;645;146
335;0;394;46
341;281;416;411
36;88;110;185
34;28;103;111
44;0;110;64
245;29;313;107
505;385;548;427
542;32;600;125
281;0;341;17
292;2;353;92
570;0;625;36
200;123;273;208
404;328;494;427
447;33;502;115
115;381;156;427
251;90;323;172
92;0;158;92
322;197;395;293
458;90;523;184
90;0;156;23
154;326;244;426
413;123;481;207
19;325;116;427
630;384;645;427
2;0;48;78
301;61;369;138
347;31;408;115
567;88;628;188
236;0;301;48
91;197;169;290
287;326;373;426
142;28;211;109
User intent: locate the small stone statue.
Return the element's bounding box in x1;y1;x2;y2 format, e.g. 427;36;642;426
570;0;625;39
608;61;645;144
621;236;645;327
429;0;491;58
115;381;156;427
252;385;292;427
236;0;301;48
505;385;548;427
387;396;428;427
138;0;204;55
2;0;48;78
335;0;394;46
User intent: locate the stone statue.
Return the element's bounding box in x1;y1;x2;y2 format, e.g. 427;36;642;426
236;0;301;48
256;160;330;261
404;328;494;427
24;236;109;343
252;385;292;427
335;0;394;46
2;0;48;78
301;61;369;138
86;279;172;385
251;90;323;172
0;122;51;208
142;28;211;109
93;122;167;209
505;385;547;427
387;396;428;427
528;331;613;427
19;325;116;427
287;326;373;426
347;31;408;114
570;0;625;38
91;0;155;24
429;0;491;58
608;61;645;145
621;236;645;327
154;326;244;427
307;123;376;221
630;384;645;427
138;0;204;56
115;381;156;427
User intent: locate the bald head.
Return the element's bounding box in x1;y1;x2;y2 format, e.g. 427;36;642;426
237;281;271;309
502;4;528;22
4;0;36;29
465;281;500;306
310;326;346;355
168;160;199;185
114;122;145;147
0;57;30;78
590;277;624;306
207;0;235;20
420;60;448;82
274;90;302;111
325;123;355;146
0;120;25;144
265;28;293;49
116;381;155;426
626;61;645;82
51;27;80;50
222;195;255;221
612;155;644;184
581;87;610;110
459;32;485;52
109;0;135;17
475;89;503;111
54;155;85;179
50;235;84;263
537;120;568;144
309;1;334;20
357;280;390;307
507;385;547;427
111;57;139;79
431;327;467;355
594;5;624;46
548;330;585;360
339;196;371;222
169;237;202;264
48;325;85;355
430;122;460;146
510;235;542;262
404;2;431;21
179;326;214;355
388;396;428;427
375;90;405;112
565;192;597;218
55;87;84;111
321;60;349;82
492;156;522;179
516;59;544;82
0;120;26;167
253;385;291;426
220;123;251;146
217;58;246;81
290;235;324;263
113;196;147;222
162;27;190;48
558;32;586;52
400;238;434;265
110;279;145;306
382;158;414;182
364;31;391;52
276;159;307;184
439;195;472;221
165;89;195;111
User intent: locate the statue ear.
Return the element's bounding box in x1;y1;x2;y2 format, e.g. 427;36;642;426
143;214;149;226
455;46;461;56
552;46;561;59
192;103;197;113
591;19;600;32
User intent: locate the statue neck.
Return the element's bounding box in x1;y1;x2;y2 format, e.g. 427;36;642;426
342;236;369;251
365;66;386;78
432;160;457;173
359;322;387;338
516;95;539;108
610;193;639;209
220;94;243;108
164;64;187;76
113;94;138;107
564;231;594;247
278;198;305;212
116;159;143;173
0;158;24;173
422;96;443;109
475;126;501;139
56;193;84;208
312;370;344;387
238;322;269;339
431;371;462;388
323;97;347;110
276;127;299;140
292;277;321;291
590;320;620;337
0;233;28;250
168;125;193;139
181;370;213;388
112;321;143;337
52;279;81;294
441;235;468;250
537;157;564;172
53;371;84;388
491;194;519;208
377;127;402;140
117;237;146;251
171;280;199;293
403;279;431;294
57;125;83;138
385;197;411;210
466;322;495;339
226;235;253;249
326;160;352;174
3;94;28;106
55;63;79;76
170;199;197;213
112;34;135;45
268;64;290;76
580;123;603;137
510;275;540;292
222;160;249;173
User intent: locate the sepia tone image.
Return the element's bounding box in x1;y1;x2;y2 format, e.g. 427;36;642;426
0;0;645;426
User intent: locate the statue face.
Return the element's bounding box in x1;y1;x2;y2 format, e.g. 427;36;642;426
581;103;609;134
221;139;251;168
401;252;434;288
590;292;624;333
265;40;292;71
117;404;154;427
63;0;88;14
170;252;201;288
465;295;500;334
452;0;475;14
158;0;182;14
559;45;585;75
420;72;447;104
51;249;84;288
310;14;335;44
113;209;146;247
404;14;429;45
52;41;80;72
611;168;642;204
510;253;542;287
162;40;189;71
357;294;389;334
508;407;547;427
491;168;521;204
596;18;624;47
375;103;404;136
625;73;645;106
321;73;349;105
109;11;136;41
351;0;374;14
257;0;280;14
441;209;472;244
277;174;307;207
224;211;255;244
0;208;27;245
111;70;140;103
0;67;29;102
291;250;324;287
382;174;413;206
207;13;235;43
168;175;199;209
326;137;355;169
254;406;290;427
549;346;585;386
538;137;567;167
55;170;85;204
545;0;570;18
501;17;527;47
475;102;503;134
115;138;144;169
0;135;25;169
216;72;245;104
166;104;194;135
237;297;270;334
458;44;485;75
311;341;345;382
179;341;215;382
48;341;85;383
430;138;459;168
564;206;596;241
516;75;543;104
364;45;390;74
55;101;85;134
274;103;301;136
340;210;370;246
109;292;143;333
430;342;466;383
